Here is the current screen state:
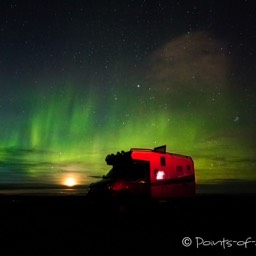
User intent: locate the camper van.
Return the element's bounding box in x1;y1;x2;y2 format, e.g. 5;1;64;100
87;145;196;205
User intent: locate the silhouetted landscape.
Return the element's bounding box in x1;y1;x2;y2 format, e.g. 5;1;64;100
1;185;256;254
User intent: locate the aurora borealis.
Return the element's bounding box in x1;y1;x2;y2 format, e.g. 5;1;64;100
0;0;255;190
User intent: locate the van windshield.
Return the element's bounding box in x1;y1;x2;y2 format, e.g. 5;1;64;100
104;160;150;181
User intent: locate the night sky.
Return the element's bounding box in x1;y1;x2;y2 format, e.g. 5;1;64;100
0;0;255;190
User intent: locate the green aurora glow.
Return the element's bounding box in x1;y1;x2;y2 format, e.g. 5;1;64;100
0;2;255;188
1;67;255;185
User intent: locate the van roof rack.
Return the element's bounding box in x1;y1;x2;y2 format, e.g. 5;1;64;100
130;147;152;152
105;150;132;165
130;145;167;153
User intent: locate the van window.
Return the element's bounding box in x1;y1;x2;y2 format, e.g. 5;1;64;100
130;161;150;181
160;157;166;166
176;166;182;172
105;160;150;181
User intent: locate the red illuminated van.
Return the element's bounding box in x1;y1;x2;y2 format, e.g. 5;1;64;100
87;145;196;205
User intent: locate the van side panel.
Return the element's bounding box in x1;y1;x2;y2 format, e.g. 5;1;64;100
162;155;195;198
132;151;195;200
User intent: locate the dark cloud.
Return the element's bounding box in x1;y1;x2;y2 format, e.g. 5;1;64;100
146;31;232;93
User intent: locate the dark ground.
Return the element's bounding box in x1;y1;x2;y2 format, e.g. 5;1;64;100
1;193;256;255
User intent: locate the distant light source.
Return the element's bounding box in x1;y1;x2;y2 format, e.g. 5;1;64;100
64;177;77;187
